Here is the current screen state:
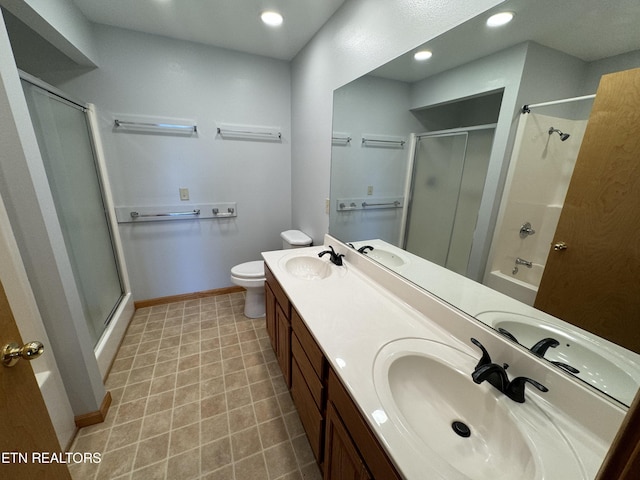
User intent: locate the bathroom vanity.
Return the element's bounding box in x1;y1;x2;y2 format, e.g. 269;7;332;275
264;259;401;478
262;236;626;480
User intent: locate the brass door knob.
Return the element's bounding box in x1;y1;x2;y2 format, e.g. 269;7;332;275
2;341;44;367
553;242;568;251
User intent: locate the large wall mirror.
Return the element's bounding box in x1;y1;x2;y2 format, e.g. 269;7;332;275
329;0;640;407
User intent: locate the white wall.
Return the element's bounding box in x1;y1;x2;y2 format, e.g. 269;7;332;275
290;0;506;245
330;75;423;244
54;25;292;300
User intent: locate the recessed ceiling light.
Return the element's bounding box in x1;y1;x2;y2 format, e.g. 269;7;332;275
414;50;433;61
261;11;283;27
486;12;514;27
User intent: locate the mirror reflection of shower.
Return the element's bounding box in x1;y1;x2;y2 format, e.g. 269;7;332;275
484;94;595;305
549;126;571;141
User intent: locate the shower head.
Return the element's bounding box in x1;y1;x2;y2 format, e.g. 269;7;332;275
549;127;570;141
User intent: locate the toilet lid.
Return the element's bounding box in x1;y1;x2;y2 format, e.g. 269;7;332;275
231;260;265;278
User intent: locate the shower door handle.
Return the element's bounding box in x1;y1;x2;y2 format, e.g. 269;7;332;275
553;242;568;251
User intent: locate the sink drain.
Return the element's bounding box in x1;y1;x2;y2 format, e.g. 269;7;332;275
452;421;471;438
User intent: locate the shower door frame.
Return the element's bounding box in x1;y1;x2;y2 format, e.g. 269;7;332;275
400;123;497;275
19;70;132;360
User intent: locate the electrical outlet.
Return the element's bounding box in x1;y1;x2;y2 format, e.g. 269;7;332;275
179;188;189;201
367;185;373;195
325;198;330;214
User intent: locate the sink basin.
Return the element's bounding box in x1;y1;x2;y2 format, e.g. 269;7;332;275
284;256;332;280
476;311;640;405
373;338;585;479
365;249;406;267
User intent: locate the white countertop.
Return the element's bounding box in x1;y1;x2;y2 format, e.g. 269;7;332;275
262;241;624;480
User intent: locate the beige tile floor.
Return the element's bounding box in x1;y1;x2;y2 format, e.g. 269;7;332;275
69;293;323;480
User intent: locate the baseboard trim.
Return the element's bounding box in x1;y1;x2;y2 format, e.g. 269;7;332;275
134;286;245;309
74;391;112;428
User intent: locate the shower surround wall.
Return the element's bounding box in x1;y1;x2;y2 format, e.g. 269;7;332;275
485;112;588;305
51;25;292;301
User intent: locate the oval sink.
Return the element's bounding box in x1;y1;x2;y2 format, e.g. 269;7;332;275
284;256;332;280
373;338;585;479
366;249;406;268
476;311;640;405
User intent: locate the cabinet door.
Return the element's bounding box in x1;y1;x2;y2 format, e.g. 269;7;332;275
324;401;371;480
265;282;277;352
276;302;291;387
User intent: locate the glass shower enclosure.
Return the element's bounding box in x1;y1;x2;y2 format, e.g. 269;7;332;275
21;78;124;346
403;125;495;276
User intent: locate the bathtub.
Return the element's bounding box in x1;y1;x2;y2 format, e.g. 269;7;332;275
484;267;543;306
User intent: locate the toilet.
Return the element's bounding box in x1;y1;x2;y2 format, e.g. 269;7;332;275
231;230;312;318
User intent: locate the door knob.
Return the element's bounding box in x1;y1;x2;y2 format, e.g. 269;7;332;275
553;242;568;251
2;341;44;367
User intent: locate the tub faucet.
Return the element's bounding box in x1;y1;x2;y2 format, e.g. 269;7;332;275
470;338;549;403
318;245;345;266
513;257;533;274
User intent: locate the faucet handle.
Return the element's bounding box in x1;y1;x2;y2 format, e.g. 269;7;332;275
470;338;492;369
505;377;549;403
530;338;560;357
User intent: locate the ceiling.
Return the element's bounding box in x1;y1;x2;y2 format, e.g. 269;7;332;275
372;0;640;83
71;0;347;61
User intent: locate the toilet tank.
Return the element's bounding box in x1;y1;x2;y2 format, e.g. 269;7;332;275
280;230;312;249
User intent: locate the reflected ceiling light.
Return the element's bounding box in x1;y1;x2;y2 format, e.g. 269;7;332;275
414;50;433;61
261;11;284;27
486;12;514;27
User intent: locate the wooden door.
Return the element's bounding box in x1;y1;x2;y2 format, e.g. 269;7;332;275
534;67;640;353
0;279;71;479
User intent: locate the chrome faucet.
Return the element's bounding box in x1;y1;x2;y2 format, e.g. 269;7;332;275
513;257;533;274
470;338;548;403
519;222;536;238
318;245;345;266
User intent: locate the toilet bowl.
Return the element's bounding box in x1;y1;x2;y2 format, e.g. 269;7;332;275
230;230;312;318
230;260;266;318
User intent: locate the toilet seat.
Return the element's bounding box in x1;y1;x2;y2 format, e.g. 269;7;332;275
231;260;265;279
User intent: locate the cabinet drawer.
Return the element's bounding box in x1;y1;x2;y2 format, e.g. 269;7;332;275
292;309;325;379
291;333;323;410
265;265;290;314
291;359;323;462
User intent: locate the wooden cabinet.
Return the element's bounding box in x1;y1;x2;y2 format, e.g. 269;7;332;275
324;370;402;480
325;401;372;480
265;265;291;387
291;308;327;463
265;264;401;479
